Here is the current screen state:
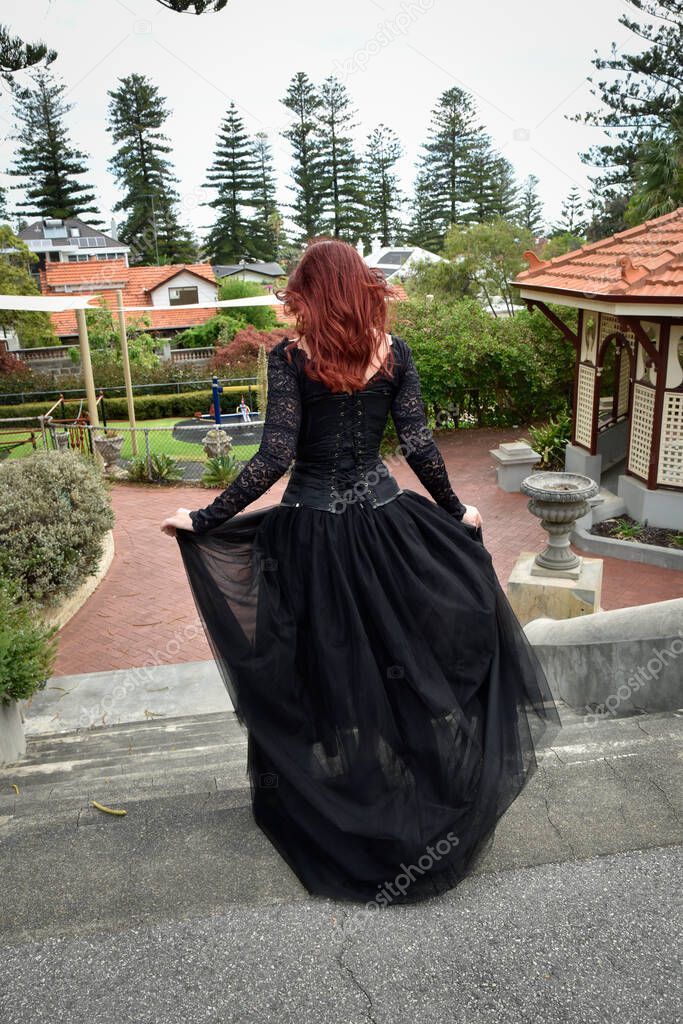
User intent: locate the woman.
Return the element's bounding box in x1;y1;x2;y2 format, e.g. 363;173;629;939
162;239;561;905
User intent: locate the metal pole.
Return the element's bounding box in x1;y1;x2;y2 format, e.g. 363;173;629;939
76;308;99;428
144;428;152;480
116;289;138;455
211;375;223;425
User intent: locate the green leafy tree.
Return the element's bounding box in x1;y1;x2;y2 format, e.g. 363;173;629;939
403;258;474;302
572;0;682;236
463;136;519;223
518;174;545;234
411;87;482;247
552;187;587;237
391;297;574;427
154;1;229;10
202;102;259;262
0;24;56;83
317;76;365;241
8;70;100;221
625;122;683;223
216;278;277;330
0;226;56;347
281;73;325;242
541;232;585;259
107;73;196;264
364;124;403;246
250;132;280;261
444;218;534;316
405;172;442;251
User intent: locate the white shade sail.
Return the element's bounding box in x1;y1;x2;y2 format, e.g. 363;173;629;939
0;294;100;312
0;293;285;314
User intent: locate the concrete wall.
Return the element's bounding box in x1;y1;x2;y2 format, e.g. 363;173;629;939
524;598;683;716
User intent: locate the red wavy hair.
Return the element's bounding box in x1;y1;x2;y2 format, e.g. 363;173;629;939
279;238;395;393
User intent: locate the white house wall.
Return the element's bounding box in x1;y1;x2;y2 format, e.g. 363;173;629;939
149;271;217;307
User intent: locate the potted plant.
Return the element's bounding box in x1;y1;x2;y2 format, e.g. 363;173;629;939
0;578;58;766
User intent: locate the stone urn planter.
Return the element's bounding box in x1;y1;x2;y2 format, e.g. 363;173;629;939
202;427;233;460
520;471;599;577
93;431;125;474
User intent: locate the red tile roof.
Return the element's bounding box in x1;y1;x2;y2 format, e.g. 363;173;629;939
514;207;683;301
40;259;219;336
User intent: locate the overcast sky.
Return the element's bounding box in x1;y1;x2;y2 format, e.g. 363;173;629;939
1;0;634;243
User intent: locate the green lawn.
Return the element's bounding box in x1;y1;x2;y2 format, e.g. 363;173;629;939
0;417;258;464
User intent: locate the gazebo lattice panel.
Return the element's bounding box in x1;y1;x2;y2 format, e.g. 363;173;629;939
628;383;656;480
657;392;683;487
575;363;595;448
599;314;636;347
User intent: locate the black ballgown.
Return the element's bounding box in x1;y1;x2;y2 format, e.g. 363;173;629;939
176;336;562;905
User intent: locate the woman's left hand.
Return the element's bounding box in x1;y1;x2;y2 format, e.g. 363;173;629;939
161;508;195;537
461;504;483;528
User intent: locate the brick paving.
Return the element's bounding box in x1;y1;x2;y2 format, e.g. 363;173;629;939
52;427;682;676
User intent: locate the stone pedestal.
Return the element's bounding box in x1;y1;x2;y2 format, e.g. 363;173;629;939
506;551;603;626
564;442;602;484
489;441;542;492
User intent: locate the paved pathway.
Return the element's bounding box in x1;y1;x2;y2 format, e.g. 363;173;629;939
53;428;682;675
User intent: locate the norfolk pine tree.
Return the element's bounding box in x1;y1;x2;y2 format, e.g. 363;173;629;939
107;72;196;264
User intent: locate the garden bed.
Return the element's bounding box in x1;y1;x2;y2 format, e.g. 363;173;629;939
590;515;683;550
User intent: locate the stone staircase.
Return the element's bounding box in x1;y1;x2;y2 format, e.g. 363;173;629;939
1;706;681;947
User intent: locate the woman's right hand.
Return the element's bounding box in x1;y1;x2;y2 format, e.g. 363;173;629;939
461;505;482;528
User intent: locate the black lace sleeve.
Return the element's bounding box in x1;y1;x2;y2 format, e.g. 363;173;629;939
390;338;467;519
188;342;301;533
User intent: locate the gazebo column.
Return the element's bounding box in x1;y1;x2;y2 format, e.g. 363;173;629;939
564;309;603;482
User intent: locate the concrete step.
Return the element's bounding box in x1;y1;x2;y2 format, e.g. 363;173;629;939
0;711;250;827
0;708;681;945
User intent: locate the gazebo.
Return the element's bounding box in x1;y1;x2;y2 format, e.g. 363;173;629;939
514;207;683;530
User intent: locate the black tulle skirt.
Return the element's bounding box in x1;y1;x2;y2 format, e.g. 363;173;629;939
176;490;562;905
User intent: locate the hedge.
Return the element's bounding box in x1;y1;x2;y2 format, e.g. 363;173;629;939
0;383;263;422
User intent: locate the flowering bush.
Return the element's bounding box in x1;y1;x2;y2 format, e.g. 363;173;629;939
211;327;290;375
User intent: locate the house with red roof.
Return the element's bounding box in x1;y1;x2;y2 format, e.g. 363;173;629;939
514;206;683;530
38;258;220;339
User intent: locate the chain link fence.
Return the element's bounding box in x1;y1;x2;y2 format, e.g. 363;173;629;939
0;414;262;485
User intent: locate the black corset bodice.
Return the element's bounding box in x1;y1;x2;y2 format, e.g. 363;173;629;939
280;366;403;513
189;336;467;533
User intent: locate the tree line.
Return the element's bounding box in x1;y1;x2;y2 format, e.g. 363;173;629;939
0;0;680;268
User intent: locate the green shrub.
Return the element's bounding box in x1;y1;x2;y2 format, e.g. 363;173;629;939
127;453;182;483
202;453;242;488
524;407;572;469
391;297;575;427
0;578;58;704
0;449;114;606
217;279;277;330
